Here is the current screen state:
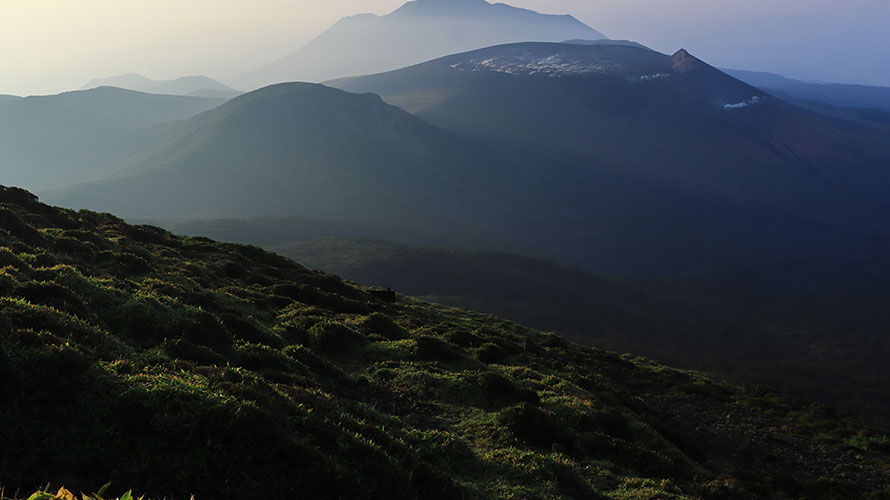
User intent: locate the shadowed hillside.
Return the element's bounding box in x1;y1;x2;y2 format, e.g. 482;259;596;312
2;185;889;499
43;83;550;253
0;87;225;191
332;42;890;278
724;68;890;113
271;237;890;426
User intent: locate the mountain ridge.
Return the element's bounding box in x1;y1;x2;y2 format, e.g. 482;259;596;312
0;87;225;192
331;42;890;276
724;68;890;112
82;73;236;97
41;82;549;256
230;0;605;90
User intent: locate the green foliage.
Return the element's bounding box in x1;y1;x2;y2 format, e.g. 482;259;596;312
0;188;888;500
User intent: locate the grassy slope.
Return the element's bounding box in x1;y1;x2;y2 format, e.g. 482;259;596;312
270;238;702;346
270;238;890;426
1;186;889;500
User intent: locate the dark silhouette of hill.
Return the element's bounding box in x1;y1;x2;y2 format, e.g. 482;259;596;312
2;185;889;499
761;90;890;128
332;42;890;278
44;83;545;253
270;237;890;425
272;237;704;343
0;87;225;191
725;68;890;112
154;215;482;250
82;73;236;97
230;0;605;90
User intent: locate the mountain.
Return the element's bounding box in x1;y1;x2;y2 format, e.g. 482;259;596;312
230;0;605;90
2;185;889;499
0;87;226;191
82;73;237;97
43;83;545;253
724;68;890;113
0;94;21;106
270;237;706;344
265;237;890;425
564;38;651;50
331;42;890;278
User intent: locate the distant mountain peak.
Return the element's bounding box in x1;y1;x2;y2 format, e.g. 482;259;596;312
671;48;700;73
81;74;233;96
230;0;605;90
391;0;491;15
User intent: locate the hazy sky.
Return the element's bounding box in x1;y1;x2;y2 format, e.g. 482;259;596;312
2;0;889;96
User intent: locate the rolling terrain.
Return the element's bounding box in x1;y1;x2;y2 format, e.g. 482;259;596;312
32;44;890;429
1;186;889;499
332;42;890;277
269;237;890;425
81;74;237;98
43;83;555;254
231;0;605;90
43;83;568;256
0;87;225;191
725;68;890;113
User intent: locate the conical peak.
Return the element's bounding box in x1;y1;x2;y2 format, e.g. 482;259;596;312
671;48;700;73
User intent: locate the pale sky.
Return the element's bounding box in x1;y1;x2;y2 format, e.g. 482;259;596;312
2;0;889;96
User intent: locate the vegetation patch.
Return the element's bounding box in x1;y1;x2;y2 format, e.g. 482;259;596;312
0;187;887;500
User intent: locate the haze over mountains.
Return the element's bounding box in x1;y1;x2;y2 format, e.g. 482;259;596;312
231;0;605;90
726;68;890;113
82;74;237;98
44;83;547;253
0;87;225;191
39;41;890;283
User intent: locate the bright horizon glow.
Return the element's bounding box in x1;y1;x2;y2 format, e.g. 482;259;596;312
2;0;888;96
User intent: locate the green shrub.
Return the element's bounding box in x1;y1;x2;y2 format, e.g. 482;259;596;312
445;329;482;347
477;342;509;364
13;282;84;316
164;339;227;366
359;313;407;340
181;311;234;354
284;345;343;378
477;371;540;408
237;343;300;373
496;402;565;448
309;321;364;351
414;335;457;361
220;313;281;348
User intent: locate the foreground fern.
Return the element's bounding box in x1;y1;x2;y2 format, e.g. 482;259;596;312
1;185;889;500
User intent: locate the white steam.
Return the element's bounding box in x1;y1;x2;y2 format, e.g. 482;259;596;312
724;96;763;109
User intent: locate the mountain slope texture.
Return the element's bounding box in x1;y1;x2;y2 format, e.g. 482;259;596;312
332;42;890;277
268;237;890;426
231;0;605;90
0;87;225;192
2;187;890;499
43;83;545;252
724;68;890;113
